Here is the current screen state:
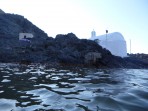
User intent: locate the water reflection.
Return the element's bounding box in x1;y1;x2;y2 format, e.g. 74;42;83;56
0;63;148;111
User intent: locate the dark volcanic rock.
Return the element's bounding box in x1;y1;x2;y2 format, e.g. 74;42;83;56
0;9;5;14
0;13;147;68
0;13;48;63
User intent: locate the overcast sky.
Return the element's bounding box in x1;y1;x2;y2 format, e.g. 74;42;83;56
0;0;148;54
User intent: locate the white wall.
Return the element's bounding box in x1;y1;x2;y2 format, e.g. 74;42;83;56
19;33;33;40
90;32;127;57
100;40;127;57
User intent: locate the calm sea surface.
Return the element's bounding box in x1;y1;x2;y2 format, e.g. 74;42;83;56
0;63;148;111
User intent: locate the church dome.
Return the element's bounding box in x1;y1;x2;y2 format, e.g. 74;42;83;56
97;32;125;41
90;32;127;57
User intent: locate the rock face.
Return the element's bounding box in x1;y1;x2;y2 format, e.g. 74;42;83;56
0;13;48;62
90;32;127;57
0;13;147;68
0;9;5;14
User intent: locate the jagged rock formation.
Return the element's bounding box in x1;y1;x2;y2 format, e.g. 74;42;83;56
0;13;48;62
0;13;147;68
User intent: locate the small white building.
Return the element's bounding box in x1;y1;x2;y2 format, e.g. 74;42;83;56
90;31;127;57
19;33;33;40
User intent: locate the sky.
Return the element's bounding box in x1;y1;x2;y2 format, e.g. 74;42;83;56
0;0;148;54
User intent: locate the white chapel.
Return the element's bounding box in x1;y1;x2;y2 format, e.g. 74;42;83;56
90;30;127;57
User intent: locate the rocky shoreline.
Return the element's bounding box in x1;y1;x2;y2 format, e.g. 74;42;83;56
0;13;148;69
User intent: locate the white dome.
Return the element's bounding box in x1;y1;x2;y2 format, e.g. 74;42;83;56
90;32;127;57
91;32;125;41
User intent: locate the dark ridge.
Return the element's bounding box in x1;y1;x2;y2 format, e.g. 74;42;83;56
0;13;147;68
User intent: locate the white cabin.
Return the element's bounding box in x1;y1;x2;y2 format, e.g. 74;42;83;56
19;33;33;40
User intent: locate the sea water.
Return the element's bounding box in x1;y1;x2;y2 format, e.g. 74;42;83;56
0;63;148;111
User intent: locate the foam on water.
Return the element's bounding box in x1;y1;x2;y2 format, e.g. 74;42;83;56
1;79;11;82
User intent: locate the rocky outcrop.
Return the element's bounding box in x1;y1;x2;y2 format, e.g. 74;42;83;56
128;53;148;62
0;9;5;14
124;54;148;68
0;13;147;68
0;13;48;62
